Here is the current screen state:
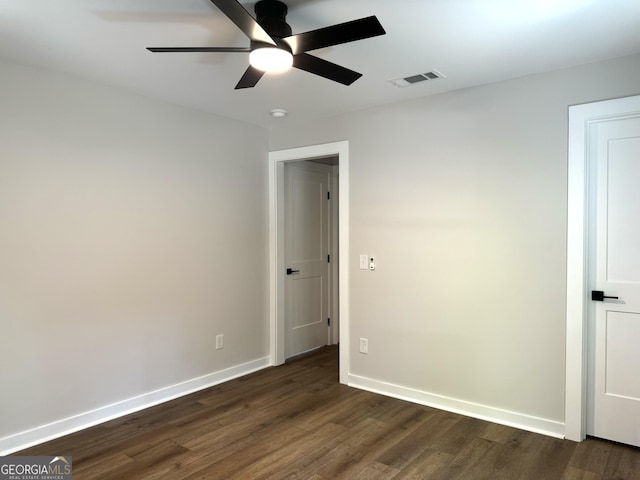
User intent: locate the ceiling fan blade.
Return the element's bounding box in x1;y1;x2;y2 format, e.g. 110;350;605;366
235;65;266;89
147;47;251;53
293;53;362;86
209;0;276;46
283;16;385;55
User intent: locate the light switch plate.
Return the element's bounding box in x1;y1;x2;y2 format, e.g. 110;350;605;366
359;254;368;270
359;338;368;354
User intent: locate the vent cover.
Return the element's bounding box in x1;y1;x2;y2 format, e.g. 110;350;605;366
389;70;445;88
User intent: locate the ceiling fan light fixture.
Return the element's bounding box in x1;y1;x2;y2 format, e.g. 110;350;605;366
249;47;293;73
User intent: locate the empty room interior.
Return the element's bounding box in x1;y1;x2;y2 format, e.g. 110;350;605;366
1;0;640;478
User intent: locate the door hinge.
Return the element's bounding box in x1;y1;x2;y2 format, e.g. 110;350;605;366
327;191;331;200
327;254;330;263
327;318;331;326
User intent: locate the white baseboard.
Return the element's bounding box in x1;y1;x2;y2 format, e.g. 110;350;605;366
0;356;271;455
348;374;565;439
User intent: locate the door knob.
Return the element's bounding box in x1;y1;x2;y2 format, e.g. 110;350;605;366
591;290;619;301
286;268;300;275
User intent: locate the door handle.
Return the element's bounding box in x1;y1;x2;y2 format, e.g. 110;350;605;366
591;290;619;301
286;268;300;275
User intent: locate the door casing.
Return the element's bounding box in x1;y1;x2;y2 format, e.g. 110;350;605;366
269;141;349;384
565;94;640;441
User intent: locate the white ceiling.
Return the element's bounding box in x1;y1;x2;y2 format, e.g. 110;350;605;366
2;0;640;128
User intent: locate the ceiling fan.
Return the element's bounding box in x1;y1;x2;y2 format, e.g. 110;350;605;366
147;0;386;89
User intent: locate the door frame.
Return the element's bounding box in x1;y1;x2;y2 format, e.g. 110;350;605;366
269;141;350;384
565;94;640;442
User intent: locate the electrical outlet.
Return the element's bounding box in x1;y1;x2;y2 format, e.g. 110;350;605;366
359;337;368;354
216;334;224;350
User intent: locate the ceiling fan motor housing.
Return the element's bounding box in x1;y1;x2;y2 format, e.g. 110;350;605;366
254;0;292;38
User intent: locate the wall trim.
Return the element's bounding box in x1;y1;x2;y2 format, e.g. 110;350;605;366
348;374;565;439
0;356;271;455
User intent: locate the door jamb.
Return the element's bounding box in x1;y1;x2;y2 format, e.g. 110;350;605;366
565;94;640;442
269;141;349;384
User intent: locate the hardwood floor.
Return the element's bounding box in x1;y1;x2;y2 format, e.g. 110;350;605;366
18;346;640;479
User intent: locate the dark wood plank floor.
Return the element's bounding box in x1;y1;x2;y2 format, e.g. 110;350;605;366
18;346;640;479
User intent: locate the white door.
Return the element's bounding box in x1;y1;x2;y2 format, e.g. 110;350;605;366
588;114;640;447
284;162;330;358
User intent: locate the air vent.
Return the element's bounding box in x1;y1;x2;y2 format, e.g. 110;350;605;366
389;70;445;88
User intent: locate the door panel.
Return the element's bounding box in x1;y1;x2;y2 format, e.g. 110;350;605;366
606;136;640;282
291;178;324;262
604;312;640;400
284;162;329;358
589;116;640;447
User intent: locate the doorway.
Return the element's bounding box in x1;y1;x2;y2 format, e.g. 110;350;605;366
283;160;335;358
565;94;640;444
268;141;350;384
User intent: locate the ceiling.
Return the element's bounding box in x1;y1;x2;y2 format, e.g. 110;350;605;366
2;0;640;128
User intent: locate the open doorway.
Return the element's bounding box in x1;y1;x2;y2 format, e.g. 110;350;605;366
282;159;338;359
268;141;350;384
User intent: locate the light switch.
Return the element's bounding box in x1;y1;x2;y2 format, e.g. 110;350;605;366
359;254;368;270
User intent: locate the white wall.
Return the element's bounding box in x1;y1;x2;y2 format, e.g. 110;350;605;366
270;53;640;436
0;59;269;452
